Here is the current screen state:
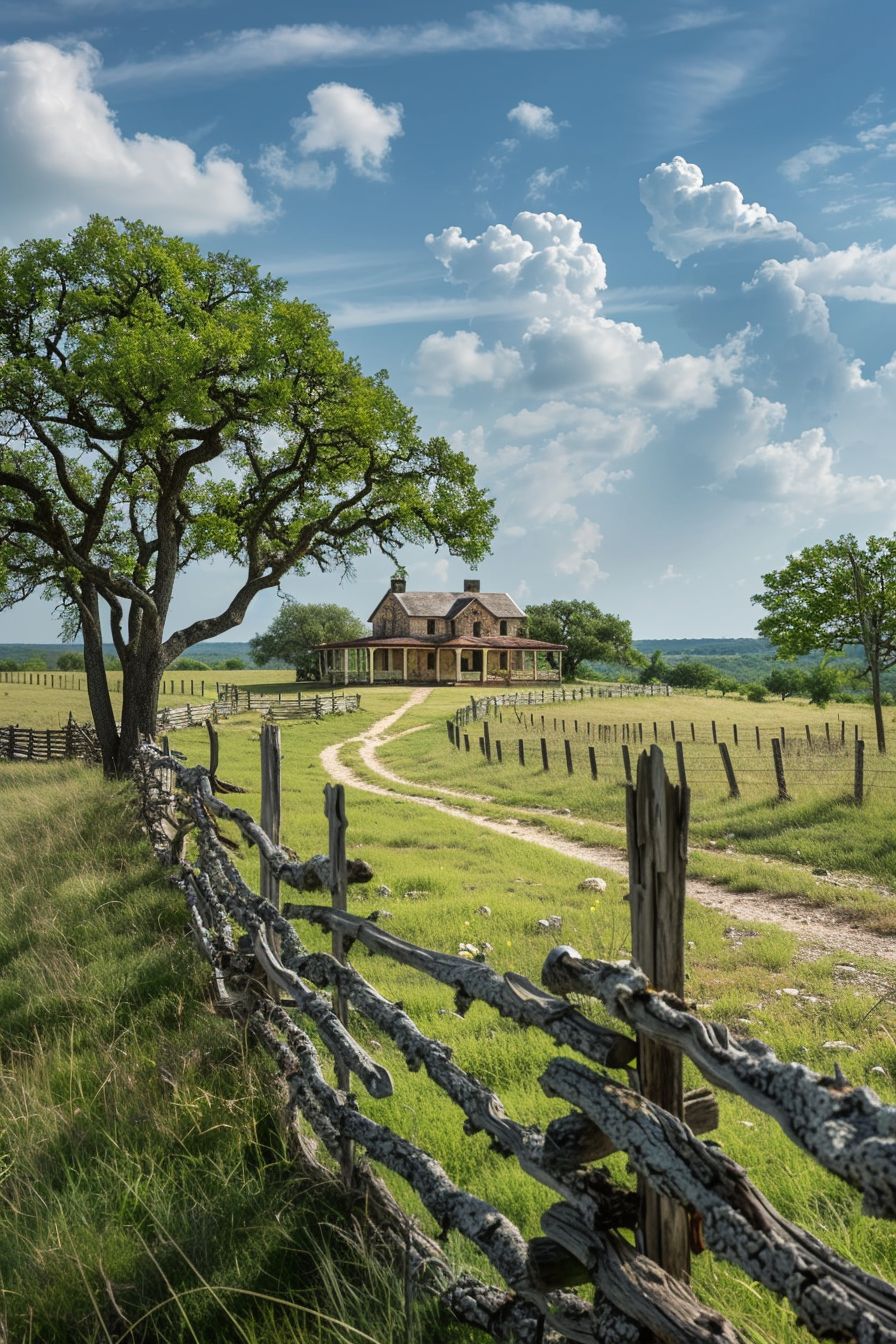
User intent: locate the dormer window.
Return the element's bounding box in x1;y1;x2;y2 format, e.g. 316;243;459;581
500;620;507;635
473;621;481;637
427;619;435;634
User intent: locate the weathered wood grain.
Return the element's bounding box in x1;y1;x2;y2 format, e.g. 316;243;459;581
543;1056;896;1342
282;903;637;1070
542;950;896;1218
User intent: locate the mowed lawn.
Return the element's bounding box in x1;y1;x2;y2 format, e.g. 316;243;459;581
3;683;896;1343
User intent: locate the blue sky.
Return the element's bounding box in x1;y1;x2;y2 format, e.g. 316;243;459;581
1;0;895;640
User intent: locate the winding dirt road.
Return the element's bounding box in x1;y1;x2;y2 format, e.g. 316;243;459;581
320;689;896;964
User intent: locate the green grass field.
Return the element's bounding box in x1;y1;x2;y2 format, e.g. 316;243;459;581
3;682;896;1343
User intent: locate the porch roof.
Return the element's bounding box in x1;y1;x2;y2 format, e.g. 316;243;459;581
314;635;567;651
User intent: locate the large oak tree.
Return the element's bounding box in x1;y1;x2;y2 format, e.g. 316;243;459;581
250;601;366;680
754;534;896;753
0;217;496;773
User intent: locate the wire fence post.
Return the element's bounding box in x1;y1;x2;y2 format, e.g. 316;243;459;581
772;738;790;802
719;742;740;799
626;745;690;1282
854;738;865;806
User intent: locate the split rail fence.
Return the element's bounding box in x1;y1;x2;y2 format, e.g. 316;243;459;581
135;733;896;1344
216;684;362;718
0;718;101;763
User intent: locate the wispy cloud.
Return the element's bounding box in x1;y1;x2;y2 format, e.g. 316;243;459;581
649;6;741;35
100;4;622;87
646;27;781;145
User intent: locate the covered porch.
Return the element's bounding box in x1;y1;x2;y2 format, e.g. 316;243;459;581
314;637;565;685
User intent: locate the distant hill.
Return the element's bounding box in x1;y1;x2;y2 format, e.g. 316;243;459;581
0;640;261;668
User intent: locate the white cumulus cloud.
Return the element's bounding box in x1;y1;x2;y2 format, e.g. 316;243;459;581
765;244;896;304
259;83;403;187
507;100;563;137
639;155;805;263
414;330;523;395
0;40;266;242
426;211;607;310
728;428;896;515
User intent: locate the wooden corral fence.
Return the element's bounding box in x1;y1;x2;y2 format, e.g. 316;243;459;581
0;717;101;763
458;686;670;727
135;736;896;1343
216;684;362;718
448;707;880;804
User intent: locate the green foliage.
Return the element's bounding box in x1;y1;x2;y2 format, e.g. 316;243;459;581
0;658;18;670
248;604;365;677
222;656;246;669
639;649;669;684
665;659;718;690
20;656;47;670
755;533;896;750
524;599;636;680
250;601;366;677
0;216;496;770
745;683;768;702
56;651;84;670
714;675;740;697
170;657;211;670
805;662;841;707
765;666;808;700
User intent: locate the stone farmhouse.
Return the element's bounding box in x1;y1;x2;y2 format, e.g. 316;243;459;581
315;576;566;685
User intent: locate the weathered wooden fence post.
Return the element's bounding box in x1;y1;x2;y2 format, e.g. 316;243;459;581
206;719;220;788
626;745;690;1281
324;782;354;1187
518;738;525;766
621;743;632;785
260;723;282;997
854;738;865;806
588;745;597;779
564;739;574;775
540;737;549;771
675;739;687;791
772;738;790;802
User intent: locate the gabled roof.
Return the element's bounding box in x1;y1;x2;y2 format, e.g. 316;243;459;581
368;589;525;622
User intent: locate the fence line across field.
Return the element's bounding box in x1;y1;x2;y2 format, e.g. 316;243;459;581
449;718;881;804
134;731;896;1343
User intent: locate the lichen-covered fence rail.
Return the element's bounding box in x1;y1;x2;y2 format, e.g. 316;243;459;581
135;743;896;1344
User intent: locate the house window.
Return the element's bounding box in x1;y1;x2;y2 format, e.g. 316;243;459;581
427;652;435;670
500;620;507;635
473;621;481;637
499;653;508;669
427;618;435;634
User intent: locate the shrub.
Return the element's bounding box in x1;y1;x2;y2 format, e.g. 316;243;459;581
56;652;84;671
170;658;210;671
223;657;246;670
745;683;768;702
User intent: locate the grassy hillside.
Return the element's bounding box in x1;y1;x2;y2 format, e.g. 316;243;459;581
0;761;463;1343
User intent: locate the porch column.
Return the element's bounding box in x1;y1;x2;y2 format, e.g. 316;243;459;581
455;648;461;683
343;647;349;685
558;650;563;682
435;648;441;684
480;649;487;683
369;647;375;684
532;649;537;682
402;646;408;683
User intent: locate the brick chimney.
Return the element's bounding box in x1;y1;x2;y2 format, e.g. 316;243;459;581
390;573;407;593
463;578;480;592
